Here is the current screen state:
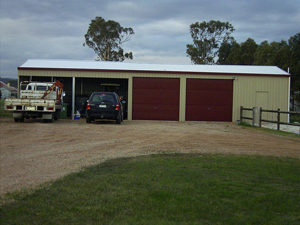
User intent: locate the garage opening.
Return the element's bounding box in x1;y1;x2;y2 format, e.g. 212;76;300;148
186;79;233;122
133;77;180;121
18;76;128;119
75;78;128;119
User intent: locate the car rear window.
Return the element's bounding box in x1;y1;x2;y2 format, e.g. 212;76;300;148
90;93;115;103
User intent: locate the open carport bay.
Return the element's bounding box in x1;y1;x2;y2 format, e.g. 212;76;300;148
0;118;299;195
20;76;129;118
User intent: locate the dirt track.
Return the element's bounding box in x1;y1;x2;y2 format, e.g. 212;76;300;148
1;118;299;195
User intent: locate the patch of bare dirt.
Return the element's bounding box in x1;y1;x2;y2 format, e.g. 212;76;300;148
0;117;299;195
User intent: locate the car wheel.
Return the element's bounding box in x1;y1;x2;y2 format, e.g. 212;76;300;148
116;115;121;124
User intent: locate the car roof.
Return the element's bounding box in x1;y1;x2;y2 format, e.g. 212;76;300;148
92;92;117;95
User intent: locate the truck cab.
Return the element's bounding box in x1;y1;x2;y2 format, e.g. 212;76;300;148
20;82;59;101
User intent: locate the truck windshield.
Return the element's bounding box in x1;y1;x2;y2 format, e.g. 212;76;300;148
36;86;48;91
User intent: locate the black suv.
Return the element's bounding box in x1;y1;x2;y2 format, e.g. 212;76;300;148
86;92;123;124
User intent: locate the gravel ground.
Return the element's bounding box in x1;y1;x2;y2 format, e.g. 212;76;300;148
1;117;299;195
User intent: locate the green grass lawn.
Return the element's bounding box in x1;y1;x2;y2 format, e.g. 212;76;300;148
1;154;300;225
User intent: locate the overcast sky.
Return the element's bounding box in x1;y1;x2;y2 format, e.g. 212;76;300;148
0;0;299;79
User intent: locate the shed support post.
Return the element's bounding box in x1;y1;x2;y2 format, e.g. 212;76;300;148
17;76;20;98
179;77;186;122
72;76;76;120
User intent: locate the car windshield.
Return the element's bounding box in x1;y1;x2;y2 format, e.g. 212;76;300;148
90;93;115;103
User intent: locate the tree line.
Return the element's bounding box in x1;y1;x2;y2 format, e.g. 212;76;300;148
184;20;299;104
83;17;299;104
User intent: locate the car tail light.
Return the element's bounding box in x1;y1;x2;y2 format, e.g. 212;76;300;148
115;104;120;111
86;102;91;110
6;105;13;109
47;107;54;110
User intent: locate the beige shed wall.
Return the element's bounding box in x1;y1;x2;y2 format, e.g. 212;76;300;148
233;76;289;122
18;69;289;122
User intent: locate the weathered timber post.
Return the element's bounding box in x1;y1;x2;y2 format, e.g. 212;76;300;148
277;108;280;130
252;107;255;127
259;107;262;127
240;106;243;123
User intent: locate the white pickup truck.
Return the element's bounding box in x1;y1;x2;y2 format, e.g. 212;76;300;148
4;81;64;122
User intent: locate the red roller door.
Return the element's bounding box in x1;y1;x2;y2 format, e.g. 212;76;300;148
186;79;233;121
133;77;180;120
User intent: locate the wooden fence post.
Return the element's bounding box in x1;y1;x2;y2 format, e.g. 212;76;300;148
259;107;262;127
277;108;280;130
240;106;243;123
252;107;255;127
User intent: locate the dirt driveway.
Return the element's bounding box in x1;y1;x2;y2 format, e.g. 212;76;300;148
1;118;299;195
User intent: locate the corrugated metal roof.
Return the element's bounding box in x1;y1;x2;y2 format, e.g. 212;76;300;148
18;59;290;76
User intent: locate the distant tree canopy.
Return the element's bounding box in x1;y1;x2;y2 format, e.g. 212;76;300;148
84;17;134;61
217;33;300;104
218;38;291;69
186;20;299;104
186;20;234;64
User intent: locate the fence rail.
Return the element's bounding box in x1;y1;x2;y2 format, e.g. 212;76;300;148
240;106;300;131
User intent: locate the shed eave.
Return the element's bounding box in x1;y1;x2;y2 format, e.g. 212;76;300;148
17;67;290;77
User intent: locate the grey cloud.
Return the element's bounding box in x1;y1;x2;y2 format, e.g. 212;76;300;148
0;0;299;78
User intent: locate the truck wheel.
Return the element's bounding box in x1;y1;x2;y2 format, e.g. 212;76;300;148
54;111;60;120
19;117;24;122
14;118;19;122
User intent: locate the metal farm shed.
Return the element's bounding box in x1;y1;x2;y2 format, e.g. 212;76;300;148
18;59;290;122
